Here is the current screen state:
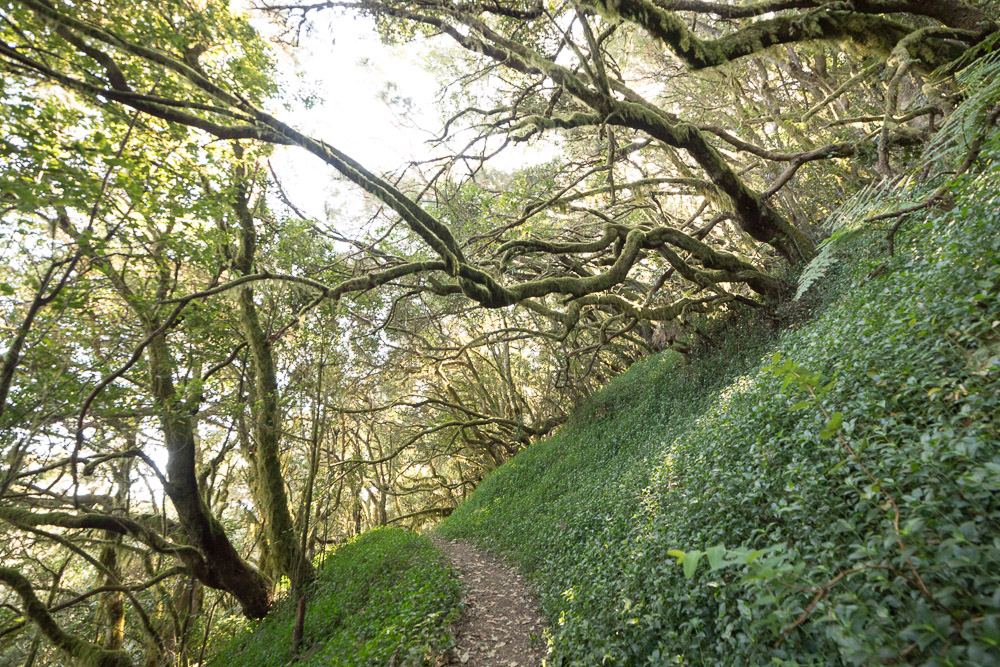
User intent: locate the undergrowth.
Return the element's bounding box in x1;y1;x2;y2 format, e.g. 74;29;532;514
211;527;461;666
438;139;1000;664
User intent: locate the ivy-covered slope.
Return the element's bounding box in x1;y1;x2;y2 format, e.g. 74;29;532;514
211;528;460;666
438;141;1000;665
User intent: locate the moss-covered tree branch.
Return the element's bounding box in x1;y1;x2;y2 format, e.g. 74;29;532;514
230;153;314;590
582;0;990;69
0;568;133;667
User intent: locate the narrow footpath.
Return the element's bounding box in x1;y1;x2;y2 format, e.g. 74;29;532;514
431;536;549;666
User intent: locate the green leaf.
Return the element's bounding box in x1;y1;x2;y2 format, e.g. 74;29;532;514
820;412;843;440
706;545;726;570
789;400;813;411
682;550;703;578
827;458;849;475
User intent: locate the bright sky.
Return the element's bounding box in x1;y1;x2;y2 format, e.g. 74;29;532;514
265;11;441;218
259;8;556;223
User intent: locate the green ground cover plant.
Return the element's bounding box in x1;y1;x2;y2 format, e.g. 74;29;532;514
438;138;1000;664
211;527;461;666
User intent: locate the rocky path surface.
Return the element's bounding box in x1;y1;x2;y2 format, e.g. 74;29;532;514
431;536;548;666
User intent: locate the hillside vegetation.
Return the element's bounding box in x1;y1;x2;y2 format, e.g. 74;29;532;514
210;101;1000;667
212;529;460;666
438;139;1000;663
206;53;1000;665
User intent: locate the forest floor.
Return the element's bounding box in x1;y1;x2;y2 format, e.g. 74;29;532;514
431;536;549;666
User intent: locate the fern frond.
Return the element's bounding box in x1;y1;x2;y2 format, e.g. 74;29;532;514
794;228;864;300
923;33;1000;168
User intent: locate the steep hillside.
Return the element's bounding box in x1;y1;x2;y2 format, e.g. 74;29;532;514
438;138;1000;664
211;141;1000;664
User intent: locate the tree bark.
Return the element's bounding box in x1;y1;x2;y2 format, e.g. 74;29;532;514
231;160;315;590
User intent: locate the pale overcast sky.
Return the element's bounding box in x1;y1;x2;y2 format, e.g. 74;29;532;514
257;7;556;224
262;10;442;219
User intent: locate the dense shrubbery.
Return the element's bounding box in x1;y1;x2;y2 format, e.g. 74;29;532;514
212;528;461;666
439;143;1000;665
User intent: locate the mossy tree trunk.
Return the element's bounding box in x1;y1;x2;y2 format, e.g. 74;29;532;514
230;154;315;592
583;0;993;69
51;212;273;619
145;332;273;619
97;446;133;652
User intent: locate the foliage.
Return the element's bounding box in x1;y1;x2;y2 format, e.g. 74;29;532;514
924;31;1000;168
211;528;461;667
439;139;1000;664
797;40;1000;300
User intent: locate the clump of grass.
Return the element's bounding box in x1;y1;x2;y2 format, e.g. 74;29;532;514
211;527;461;666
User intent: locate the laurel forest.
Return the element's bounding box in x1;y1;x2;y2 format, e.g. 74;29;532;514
1;0;998;664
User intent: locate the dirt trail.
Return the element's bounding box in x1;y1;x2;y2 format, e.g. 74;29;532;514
431;536;548;666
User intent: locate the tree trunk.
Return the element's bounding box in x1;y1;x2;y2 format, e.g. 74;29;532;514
146;333;271;618
231;162;315;589
237;286;314;587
